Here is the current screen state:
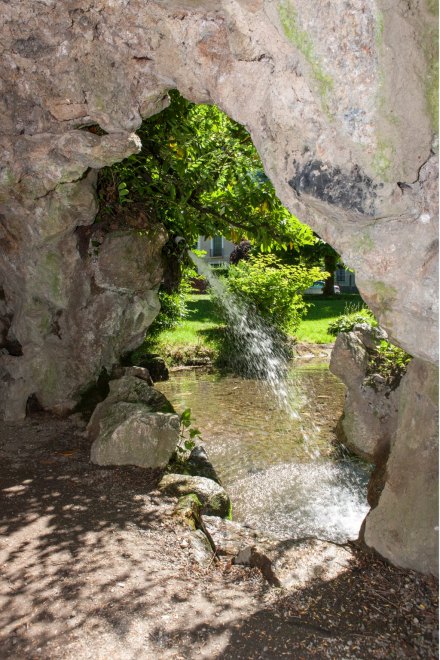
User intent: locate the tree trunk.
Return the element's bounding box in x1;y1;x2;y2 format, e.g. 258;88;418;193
323;252;338;295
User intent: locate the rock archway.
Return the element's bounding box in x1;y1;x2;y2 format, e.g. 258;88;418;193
0;1;438;573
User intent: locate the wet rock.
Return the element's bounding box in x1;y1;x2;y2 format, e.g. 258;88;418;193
111;365;154;386
134;354;169;382
168;444;222;485
159;474;231;518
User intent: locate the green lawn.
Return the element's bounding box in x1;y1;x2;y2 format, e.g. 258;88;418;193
295;294;364;343
150;292;365;353
152;295;224;349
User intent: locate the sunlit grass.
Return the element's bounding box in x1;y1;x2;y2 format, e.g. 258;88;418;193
294;294;364;344
149;292;365;351
150;295;225;350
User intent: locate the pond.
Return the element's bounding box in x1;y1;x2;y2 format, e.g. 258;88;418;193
157;362;371;543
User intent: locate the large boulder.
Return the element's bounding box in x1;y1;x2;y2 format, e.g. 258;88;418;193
363;359;439;576
88;376;179;468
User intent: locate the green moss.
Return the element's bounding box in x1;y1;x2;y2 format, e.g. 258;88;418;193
426;54;439;130
355;233;375;253
375;11;384;49
426;0;439;15
372;137;394;180
43;252;63;300
372;281;397;313
175;494;202;530
39;313;51;334
278;1;334;115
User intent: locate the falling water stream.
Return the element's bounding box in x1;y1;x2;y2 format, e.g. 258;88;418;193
158;252;371;542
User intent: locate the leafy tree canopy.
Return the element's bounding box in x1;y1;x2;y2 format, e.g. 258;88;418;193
97;91;315;251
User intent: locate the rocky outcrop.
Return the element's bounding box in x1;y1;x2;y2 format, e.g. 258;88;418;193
201;516;353;589
363;359;439;576
0;0;438;422
0;0;438;574
88;376;179;468
330;325;399;463
330;330;439;575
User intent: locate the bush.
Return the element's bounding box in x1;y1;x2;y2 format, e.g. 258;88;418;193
210;265;229;278
223;253;323;334
367;340;412;390
147;290;188;336
328;304;377;335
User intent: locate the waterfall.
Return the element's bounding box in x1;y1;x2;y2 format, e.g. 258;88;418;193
188;251;299;419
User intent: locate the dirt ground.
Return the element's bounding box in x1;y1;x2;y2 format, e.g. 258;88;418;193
0;414;438;659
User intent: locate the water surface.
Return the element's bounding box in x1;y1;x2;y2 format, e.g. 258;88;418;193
157;363;371;542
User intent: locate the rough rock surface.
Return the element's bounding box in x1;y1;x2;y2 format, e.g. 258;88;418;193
134;354;170;382
330;327;399;462
331;329;439;575
202;515;353;589
159;473;231;518
88;376;179;468
0;0;438;422
0;0;438;574
363;358;439;576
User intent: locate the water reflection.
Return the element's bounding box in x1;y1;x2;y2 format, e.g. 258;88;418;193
157;363;371;542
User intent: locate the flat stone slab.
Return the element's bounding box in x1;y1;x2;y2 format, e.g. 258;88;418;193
202;515;353;589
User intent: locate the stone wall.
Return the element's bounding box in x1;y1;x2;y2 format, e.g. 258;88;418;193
0;1;438;571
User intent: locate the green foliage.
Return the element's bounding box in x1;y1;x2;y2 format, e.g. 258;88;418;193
224;253;324;334
149;290;189;336
210;265;229;278
327;304;377;335
97;90;315;251
327;303;411;389
177;407;201;455
294;294;364;343
367;341;412;390
147;262;197;338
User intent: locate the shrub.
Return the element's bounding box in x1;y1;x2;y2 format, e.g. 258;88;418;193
210;265;229;278
328;304;377;335
366;340;412;390
148;290;188;336
223;253;323;334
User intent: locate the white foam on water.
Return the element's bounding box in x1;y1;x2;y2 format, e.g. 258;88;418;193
229;461;370;543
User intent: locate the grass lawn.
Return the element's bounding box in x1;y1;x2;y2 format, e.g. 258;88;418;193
148;292;366;354
295;294;364;343
148;294;225;354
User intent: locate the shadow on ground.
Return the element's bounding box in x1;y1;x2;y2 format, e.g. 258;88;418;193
0;414;438;659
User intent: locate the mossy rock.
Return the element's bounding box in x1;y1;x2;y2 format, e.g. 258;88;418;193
167;445;222;485
175;493;202;530
159;473;231;518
